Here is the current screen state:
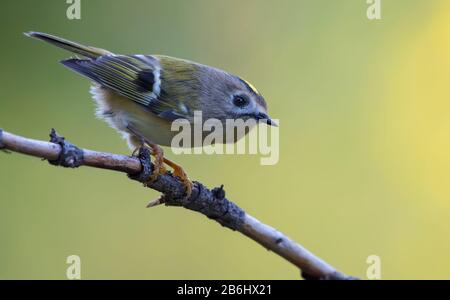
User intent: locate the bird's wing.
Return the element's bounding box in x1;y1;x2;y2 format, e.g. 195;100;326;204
62;54;164;110
25;31;112;59
27;32;193;120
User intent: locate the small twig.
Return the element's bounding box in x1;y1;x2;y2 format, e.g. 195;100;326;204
147;195;166;208
0;128;356;280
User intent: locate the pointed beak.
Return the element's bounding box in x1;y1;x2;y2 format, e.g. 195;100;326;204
256;113;278;127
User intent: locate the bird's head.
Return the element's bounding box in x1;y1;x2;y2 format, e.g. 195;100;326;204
196;65;277;127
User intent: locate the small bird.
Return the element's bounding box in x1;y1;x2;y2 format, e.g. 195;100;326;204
25;31;277;196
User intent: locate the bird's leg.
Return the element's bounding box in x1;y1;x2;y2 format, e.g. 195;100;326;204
127;125;192;197
127;125;166;184
146;141;166;182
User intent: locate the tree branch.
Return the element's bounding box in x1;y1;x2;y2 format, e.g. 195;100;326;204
0;128;356;280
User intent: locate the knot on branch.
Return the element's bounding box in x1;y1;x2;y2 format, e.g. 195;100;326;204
48;129;84;168
212;184;226;200
166;182;246;231
128;147;152;183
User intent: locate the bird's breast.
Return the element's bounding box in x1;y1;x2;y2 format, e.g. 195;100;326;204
90;85;176;148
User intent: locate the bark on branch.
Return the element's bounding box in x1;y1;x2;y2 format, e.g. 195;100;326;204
0;128;356;280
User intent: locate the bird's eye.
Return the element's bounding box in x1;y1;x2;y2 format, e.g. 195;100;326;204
233;95;249;108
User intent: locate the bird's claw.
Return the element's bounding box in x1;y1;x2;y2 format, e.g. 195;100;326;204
130;144;167;186
163;157;193;198
130;144;192;199
172;165;193;198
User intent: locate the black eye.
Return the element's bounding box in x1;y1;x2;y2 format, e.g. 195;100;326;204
233;95;249;108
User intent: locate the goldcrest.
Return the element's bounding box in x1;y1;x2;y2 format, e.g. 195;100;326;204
25;31;277;194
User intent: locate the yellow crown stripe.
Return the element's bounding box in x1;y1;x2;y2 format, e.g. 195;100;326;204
243;79;260;95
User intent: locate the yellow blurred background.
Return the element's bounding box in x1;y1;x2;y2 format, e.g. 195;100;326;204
1;0;449;279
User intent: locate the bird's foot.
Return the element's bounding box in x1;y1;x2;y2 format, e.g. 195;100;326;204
131;144;166;186
163;157;193;198
147;143;167;183
126;124;191;197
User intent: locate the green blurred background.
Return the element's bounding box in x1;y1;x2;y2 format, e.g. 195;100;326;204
1;0;450;279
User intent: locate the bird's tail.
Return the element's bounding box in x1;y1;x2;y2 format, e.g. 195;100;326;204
24;31;112;59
